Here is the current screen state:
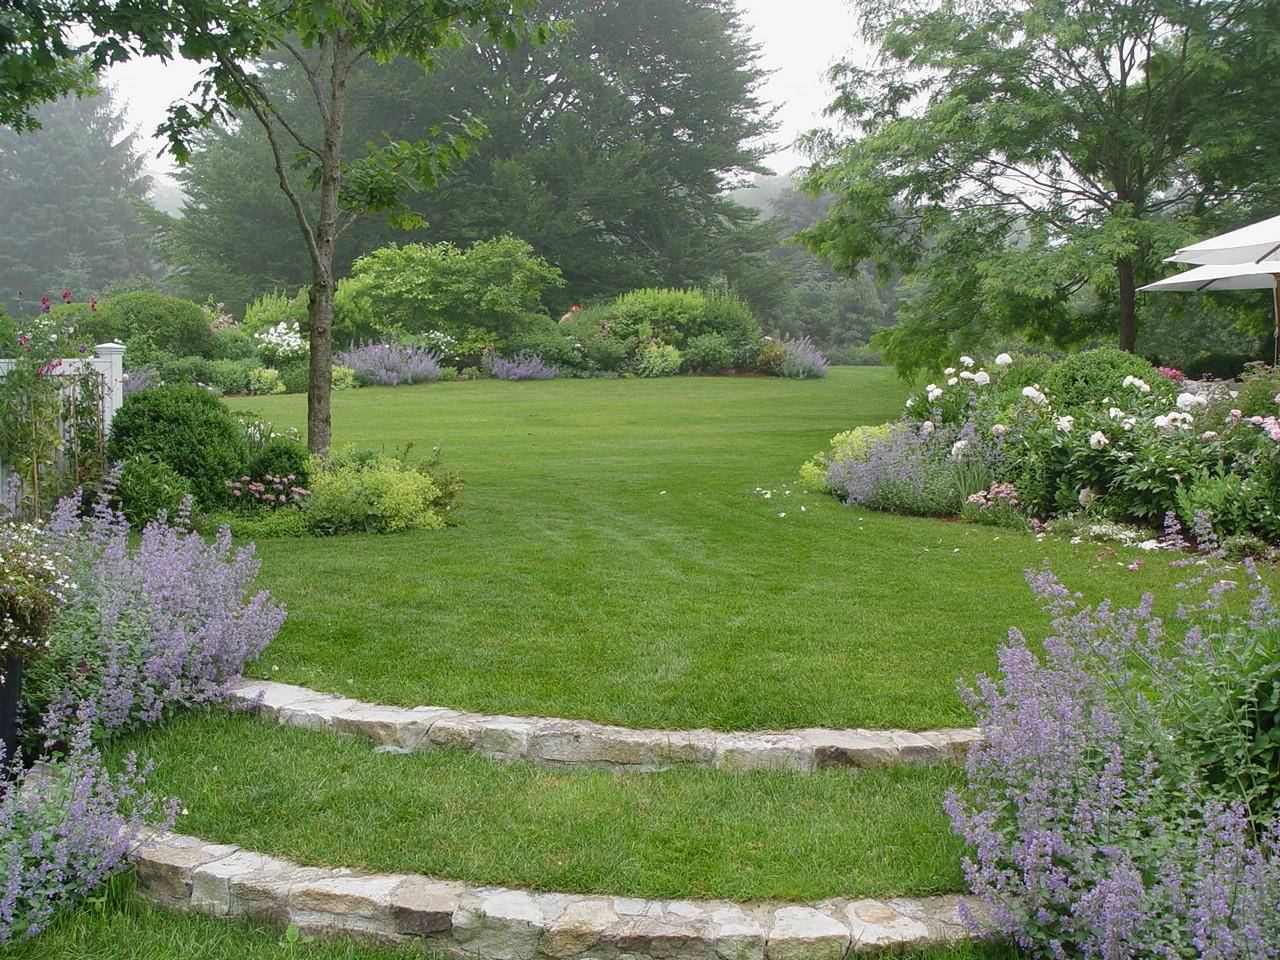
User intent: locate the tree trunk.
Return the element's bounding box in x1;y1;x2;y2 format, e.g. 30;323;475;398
1117;257;1137;353
307;275;335;456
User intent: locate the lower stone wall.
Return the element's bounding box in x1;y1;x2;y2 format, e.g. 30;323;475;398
136;833;987;959
234;681;980;774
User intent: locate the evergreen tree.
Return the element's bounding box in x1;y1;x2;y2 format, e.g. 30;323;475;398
0;88;153;310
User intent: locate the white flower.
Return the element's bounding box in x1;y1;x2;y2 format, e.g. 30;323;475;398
959;355;975;368
926;383;943;402
1108;407;1126;421
950;439;969;458
1089;430;1108;449
1079;487;1097;506
995;353;1013;367
944;367;957;376
947;376;959;386
992;423;1008;438
1153;411;1194;433
1021;385;1047;405
973;370;990;386
905;397;915;408
1054;415;1075;433
959;370;975;381
1175;391;1207;411
1122;375;1151;394
920;420;935;436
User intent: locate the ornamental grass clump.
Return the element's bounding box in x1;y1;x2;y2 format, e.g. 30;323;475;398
946;531;1280;957
0;727;176;945
335;341;443;387
24;493;285;744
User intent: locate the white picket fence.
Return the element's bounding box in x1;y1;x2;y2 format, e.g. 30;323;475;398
0;342;126;514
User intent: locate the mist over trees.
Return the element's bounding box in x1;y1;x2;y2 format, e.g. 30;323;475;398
0;88;155;310
147;0;783;319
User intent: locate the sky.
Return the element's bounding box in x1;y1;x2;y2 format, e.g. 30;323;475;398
104;0;865;186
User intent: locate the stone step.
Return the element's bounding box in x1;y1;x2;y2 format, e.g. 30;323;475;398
233;680;980;774
137;832;988;959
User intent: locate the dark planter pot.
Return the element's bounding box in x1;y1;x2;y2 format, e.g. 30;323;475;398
0;656;22;773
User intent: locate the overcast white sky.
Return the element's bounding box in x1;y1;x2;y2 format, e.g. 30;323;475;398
105;0;865;184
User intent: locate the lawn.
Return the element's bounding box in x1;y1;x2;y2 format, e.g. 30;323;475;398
229;367;1175;731
112;711;969;903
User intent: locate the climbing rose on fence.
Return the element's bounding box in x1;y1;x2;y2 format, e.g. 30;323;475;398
334;342;442;387
26;492;286;743
945;534;1280;957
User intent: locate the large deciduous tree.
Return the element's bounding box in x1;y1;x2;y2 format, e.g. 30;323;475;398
0;87;153;307
146;0;776;318
800;0;1280;376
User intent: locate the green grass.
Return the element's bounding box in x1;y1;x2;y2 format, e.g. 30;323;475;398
230;369;1178;731
11;879;1017;960
113;711;969;903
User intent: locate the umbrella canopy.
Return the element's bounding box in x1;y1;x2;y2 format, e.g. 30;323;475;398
1141;260;1279;367
1167;213;1280;265
1140;260;1280;292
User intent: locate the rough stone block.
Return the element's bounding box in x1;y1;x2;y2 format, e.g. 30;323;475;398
765;906;850;960
707;905;767;960
191;850;292;916
610;913;714;959
473;718;536;760
713;735;814;774
846;900;928;950
389;876;466;936
231;680;319;719
454;888;549;960
277;696;363;732
529;720;652;767
539;896;615;957
796;730;898;769
135;839;239;904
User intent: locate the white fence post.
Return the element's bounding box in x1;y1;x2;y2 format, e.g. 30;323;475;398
94;341;126;430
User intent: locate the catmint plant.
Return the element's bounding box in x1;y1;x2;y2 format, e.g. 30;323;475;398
778;336;829;379
335;341;442;386
24;492;285;744
484;350;558;381
946;530;1280;957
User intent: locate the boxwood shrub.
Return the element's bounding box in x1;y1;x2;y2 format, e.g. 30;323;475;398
107;384;248;508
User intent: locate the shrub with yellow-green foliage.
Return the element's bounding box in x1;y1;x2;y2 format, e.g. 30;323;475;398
799;424;894;492
305;447;462;535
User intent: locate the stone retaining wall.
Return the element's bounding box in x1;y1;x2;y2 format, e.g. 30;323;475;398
233;681;980;773
137;833;986;958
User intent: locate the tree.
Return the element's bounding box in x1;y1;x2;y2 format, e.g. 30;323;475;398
146;0;776;319
0;87;153;308
800;0;1280;376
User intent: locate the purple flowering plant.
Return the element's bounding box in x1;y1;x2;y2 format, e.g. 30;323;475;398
335;341;442;387
484;350;558;381
778;335;829;379
0;726;176;945
22;491;285;746
947;521;1280;957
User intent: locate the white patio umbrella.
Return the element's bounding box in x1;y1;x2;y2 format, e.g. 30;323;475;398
1166;213;1280;266
1140;260;1279;366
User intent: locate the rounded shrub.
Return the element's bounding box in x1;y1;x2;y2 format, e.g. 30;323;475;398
278;359;310;394
682;333;735;373
207;358;259;395
107;383;248;508
1044;348;1173;409
209;328;259;361
633;341;682;378
595;288;761;350
48;301;117;348
248;367;285;395
98;292;214;358
248;438;311;488
115;454;194;526
157;355;216;386
242;289;309;336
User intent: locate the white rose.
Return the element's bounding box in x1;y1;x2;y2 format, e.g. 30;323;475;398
905;397;915;408
973;370;990;385
959;355;975;368
1054;415;1075;433
1021;386;1047;405
921;420;935;436
960;371;975;381
995;353;1013;367
947;377;959;386
1175;391;1206;411
1089;431;1108;449
926;384;943;402
944;367;956;376
950;439;969;458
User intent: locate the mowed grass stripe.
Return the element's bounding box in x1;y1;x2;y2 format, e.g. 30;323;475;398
230;369;1172;730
